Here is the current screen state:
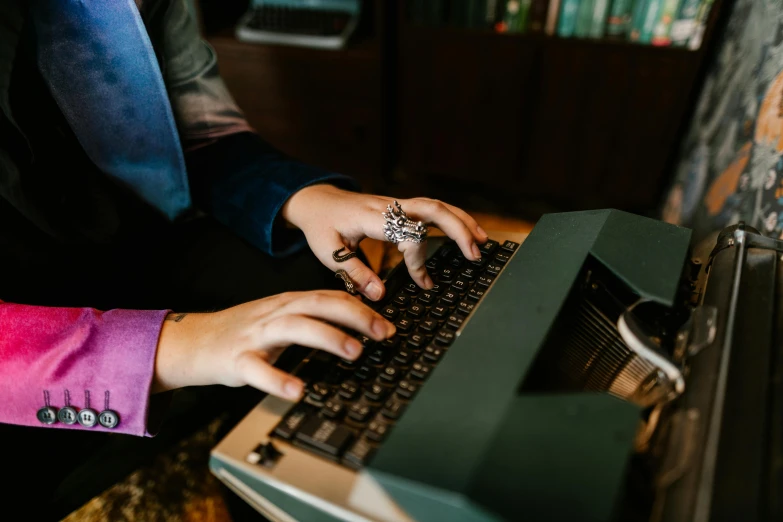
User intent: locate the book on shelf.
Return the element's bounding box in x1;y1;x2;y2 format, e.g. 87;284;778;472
403;0;716;49
606;0;634;38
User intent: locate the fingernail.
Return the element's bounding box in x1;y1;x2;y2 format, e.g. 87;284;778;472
367;282;383;301
472;243;481;259
344;338;362;358
373;317;396;339
424;274;434;289
477;226;488;239
285;380;303;399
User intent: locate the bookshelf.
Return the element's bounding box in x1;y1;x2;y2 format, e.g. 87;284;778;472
199;0;725;218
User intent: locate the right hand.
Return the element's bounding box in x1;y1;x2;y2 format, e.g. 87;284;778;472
152;290;396;400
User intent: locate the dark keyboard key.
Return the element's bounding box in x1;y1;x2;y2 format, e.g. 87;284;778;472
404;283;419;294
354;364;377;382
451;279;468;293
295;417;354;457
367;348;387;365
423;345;444;362
364;382;389;402
308;382;331;403
324;365;351;385
479;239;499;255
343;438;376;469
430;283;444;295
381;397;407;420
458;300;476;315
431;305;448;318
446;314;465;330
439;268;455;283
435;329;456;346
339;381;360;400
396;380;419;399
418;291;435;304
395;317;413;332
407;331;428;347
410;361;432;380
408;304;425;317
449;257;464;268
379;364;402;383
366;416;391;442
486;263;503;275
393;293;410;307
393;349;414;365
338;356;358;369
470;257;487;268
348;401;373;423
382;306;399;320
425;258;438;270
495;252;510;265
322;397;345;419
419;318;439;332
460;267;477;280
441;291;457;304
501;240;519;252
477;275;495;288
273;404;313;440
468;288;486;301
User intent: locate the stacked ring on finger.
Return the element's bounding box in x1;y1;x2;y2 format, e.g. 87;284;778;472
382;200;428;244
335;269;358;295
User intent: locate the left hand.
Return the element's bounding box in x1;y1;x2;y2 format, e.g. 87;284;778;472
281;184;489;302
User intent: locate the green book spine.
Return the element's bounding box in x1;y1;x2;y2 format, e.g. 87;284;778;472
606;0;634;37
574;0;595;37
557;0;581;36
687;0;714;50
589;0;611;37
503;0;532;32
639;0;663;43
651;0;682;46
628;0;648;41
670;0;702;46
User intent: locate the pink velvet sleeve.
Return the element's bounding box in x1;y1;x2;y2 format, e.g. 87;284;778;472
0;300;169;436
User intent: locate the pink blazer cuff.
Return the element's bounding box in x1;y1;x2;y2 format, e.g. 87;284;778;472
0;302;168;436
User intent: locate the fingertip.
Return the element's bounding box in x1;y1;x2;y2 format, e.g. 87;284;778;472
476;226;489;241
423;273;434;289
285;379;304;400
366;281;384;301
471;243;481;259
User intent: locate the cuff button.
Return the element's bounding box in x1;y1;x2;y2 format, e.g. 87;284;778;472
77;408;98;427
57;406;78;425
37;407;58;425
99;410;119;429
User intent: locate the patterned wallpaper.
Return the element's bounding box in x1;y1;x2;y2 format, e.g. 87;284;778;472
663;0;783;242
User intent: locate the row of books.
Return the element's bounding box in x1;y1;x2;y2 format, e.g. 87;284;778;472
407;0;717;49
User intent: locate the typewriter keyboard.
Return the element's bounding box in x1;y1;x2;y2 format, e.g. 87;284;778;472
269;238;520;469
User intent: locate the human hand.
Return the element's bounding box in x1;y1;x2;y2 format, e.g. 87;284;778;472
152;290;396;400
281;184;489;301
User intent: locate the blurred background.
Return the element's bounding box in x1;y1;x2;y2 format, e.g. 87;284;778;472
194;0;724;222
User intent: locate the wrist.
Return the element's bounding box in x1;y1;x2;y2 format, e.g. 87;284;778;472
281;183;342;230
152;312;212;393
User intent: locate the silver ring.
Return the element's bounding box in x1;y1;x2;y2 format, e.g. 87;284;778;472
382;201;428;244
335;269;357;295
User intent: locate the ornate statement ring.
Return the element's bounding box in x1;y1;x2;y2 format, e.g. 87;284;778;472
382;201;428;244
335;269;357;295
332;246;358;263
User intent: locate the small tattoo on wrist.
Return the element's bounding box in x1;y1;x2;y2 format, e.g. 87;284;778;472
166;313;188;322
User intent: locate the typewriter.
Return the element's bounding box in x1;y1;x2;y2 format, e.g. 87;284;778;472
210;209;783;522
235;0;361;49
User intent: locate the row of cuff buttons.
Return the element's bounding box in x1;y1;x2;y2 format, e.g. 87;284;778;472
37;406;119;429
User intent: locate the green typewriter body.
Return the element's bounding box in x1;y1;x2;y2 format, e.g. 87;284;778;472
211;209;783;521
